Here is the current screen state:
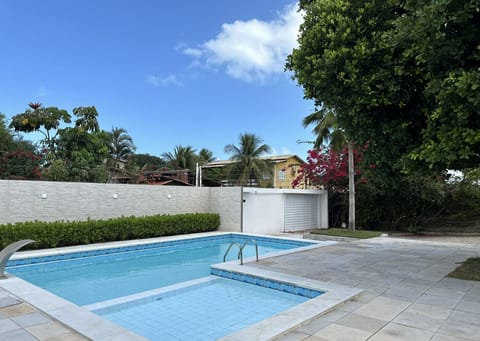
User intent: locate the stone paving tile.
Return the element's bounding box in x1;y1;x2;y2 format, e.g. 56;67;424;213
0;296;20;308
335;313;386;333
432;278;475;291
26;321;71;340
296;316;333;335
312;323;372;341
425;286;468;300
398;277;436;289
415;293;461;309
393;310;447;332
316;309;350;323
274;329;311;341
463;291;480;303
335;300;363;313
353;296;410;321
383;284;426;302
44;332;88;341
0;302;36;317
448;309;480;327
0;328;38;341
11;312;50;328
405;302;453;320
0;318;20;333
456;299;480;314
437;319;480;340
303;336;329;341
368;322;434;341
430;332;472;341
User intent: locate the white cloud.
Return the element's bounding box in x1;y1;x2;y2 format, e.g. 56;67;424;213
147;74;183;87
183;48;203;58
183;3;302;82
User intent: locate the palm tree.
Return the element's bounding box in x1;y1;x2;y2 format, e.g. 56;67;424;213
108;127;136;182
162;145;197;170
224;133;272;186
110;127;136;161
303;108;356;231
197;148;215;165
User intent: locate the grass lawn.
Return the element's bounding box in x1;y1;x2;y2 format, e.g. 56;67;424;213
309;228;382;239
448;257;480;281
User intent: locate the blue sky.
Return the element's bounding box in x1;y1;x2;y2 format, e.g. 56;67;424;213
0;1;316;160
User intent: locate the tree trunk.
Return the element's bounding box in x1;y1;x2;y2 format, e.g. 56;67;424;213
348;141;356;231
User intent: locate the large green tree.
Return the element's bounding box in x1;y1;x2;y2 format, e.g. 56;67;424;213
54;107;110;182
9;103;71;158
287;0;480;175
11;104;110;182
224;133;272;186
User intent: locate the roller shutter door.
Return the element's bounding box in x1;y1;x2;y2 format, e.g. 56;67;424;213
284;194;318;232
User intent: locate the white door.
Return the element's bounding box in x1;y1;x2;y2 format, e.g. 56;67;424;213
284;194;318;232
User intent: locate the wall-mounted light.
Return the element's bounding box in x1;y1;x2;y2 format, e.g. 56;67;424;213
167;194;172;199
41;193;48;199
113;194;118;199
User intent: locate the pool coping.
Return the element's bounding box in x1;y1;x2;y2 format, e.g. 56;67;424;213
0;232;347;340
9;231;332;261
212;262;363;341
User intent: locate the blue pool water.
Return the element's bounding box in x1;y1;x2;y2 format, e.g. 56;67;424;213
7;234;315;306
94;277;311;341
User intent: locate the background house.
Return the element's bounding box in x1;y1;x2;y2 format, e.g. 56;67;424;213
202;154;304;188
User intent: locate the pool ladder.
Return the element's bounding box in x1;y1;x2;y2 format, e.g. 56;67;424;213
223;239;258;265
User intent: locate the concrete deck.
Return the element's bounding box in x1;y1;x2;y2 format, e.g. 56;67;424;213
251;237;480;341
1;235;479;340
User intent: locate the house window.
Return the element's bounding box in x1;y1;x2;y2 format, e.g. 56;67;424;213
278;169;285;180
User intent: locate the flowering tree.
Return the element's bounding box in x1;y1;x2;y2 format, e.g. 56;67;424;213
0;149;42;179
292;147;366;192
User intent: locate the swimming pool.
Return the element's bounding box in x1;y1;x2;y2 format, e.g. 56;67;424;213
3;233;358;340
7;233;317;306
92;276;320;340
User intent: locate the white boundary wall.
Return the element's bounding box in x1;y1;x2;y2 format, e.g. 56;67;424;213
0;181;328;235
0;180;242;231
242;188;328;235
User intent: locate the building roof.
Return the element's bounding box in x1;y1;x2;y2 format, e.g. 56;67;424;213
203;154;304;169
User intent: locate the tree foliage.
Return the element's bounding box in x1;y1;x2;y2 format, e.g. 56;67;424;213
109;127;136;162
10;104;111;182
224;133;272;186
292;147;365;191
0;113;42;179
288;0;480;174
197;148;215;165
162;145;198;171
9;102;71;157
131;153;166;171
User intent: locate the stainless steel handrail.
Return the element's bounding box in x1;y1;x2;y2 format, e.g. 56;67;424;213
223;239;258;265
223;242;242;263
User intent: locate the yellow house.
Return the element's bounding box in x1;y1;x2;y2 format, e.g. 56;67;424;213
203;154;304;188
263;155;304;189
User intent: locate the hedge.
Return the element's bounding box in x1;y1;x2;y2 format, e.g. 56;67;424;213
0;213;220;250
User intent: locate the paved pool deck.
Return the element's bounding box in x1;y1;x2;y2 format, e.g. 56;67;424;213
0;235;479;340
257;236;480;341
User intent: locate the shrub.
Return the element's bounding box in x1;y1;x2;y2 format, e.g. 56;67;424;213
0;213;220;250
